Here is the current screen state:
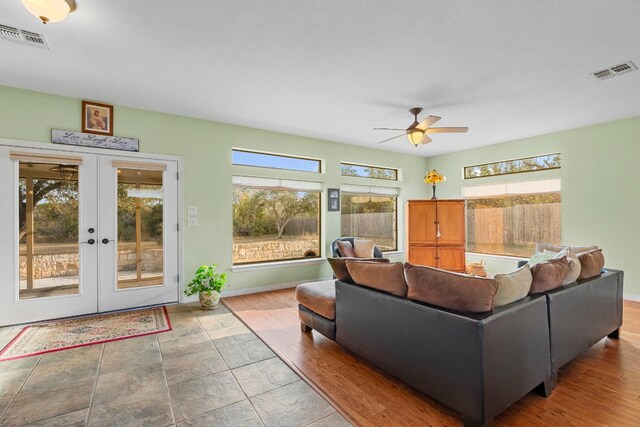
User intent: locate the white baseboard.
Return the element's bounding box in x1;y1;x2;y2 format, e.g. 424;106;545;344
624;293;640;302
221;278;333;298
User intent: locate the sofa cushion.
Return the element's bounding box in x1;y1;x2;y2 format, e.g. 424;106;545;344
536;243;580;284
327;257;390;282
346;261;407;297
295;280;337;320
529;257;570;294
404;263;498;313
493;265;533;307
336;240;356;257
354;239;375;258
571;244;598;254
577;249;605;280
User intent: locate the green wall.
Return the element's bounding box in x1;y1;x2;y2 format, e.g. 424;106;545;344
0;85;430;295
426;115;640;298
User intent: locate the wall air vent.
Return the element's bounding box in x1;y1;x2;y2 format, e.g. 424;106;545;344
591;61;637;81
0;24;49;50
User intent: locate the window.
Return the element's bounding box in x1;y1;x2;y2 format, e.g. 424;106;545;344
340;162;398;181
464;153;561;179
341;185;398;251
464;179;561;257
232;176;321;264
232;149;321;173
18;161;80;299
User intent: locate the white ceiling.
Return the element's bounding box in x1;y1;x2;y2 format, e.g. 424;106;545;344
1;1;640;156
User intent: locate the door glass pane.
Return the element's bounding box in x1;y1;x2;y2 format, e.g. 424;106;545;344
117;168;164;289
18;162;80;299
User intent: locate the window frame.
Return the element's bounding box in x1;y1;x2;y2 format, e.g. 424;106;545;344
463;153;561;180
340;190;399;252
463;178;562;257
340;162;399;181
232;148;323;174
231;178;323;266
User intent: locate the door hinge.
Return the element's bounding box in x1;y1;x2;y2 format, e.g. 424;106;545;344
176;171;179;180
177;223;180;231
177;274;180;283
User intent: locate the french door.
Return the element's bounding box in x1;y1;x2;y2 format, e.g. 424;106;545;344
0;145;179;326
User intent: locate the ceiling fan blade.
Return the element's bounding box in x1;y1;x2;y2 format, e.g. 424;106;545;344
426;127;469;133
373;127;406;131
416;115;441;130
377;134;405;144
420;135;433;145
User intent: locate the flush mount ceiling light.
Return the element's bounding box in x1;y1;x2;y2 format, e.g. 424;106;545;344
21;0;77;24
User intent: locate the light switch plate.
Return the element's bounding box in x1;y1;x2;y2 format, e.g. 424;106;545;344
187;218;198;227
188;206;198;216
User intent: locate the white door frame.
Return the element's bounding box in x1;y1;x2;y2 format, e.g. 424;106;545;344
0;138;185;321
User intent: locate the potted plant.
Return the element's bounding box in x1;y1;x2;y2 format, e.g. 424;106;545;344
184;264;228;310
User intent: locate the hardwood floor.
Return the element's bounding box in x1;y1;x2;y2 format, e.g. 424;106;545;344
224;289;640;427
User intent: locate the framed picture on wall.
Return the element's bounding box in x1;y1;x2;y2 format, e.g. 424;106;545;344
82;100;114;136
328;188;340;211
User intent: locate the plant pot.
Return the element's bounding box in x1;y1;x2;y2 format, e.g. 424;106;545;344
199;290;221;310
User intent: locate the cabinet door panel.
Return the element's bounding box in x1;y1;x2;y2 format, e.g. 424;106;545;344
437;247;466;272
409;245;437;267
436;201;466;246
409;201;437;244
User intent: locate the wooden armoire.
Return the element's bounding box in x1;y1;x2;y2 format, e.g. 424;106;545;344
407;200;466;273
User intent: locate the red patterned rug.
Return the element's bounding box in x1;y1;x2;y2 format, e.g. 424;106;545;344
0;306;172;361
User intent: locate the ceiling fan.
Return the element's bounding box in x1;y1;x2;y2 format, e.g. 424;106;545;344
374;107;468;147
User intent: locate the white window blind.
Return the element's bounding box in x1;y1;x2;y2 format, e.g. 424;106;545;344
463;178;561;198
10;152;83;165
232;176;322;192
112;160;167;171
341;184;399;196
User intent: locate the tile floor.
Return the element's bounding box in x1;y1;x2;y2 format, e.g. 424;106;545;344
0;303;350;427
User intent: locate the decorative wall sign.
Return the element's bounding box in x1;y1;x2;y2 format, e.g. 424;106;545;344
328;188;340;211
82;100;114;136
51;129;140;152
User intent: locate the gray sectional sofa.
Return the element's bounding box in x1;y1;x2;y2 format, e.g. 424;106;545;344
297;266;623;427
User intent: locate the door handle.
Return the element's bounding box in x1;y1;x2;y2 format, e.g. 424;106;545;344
81;228;97;244
102;238;114;244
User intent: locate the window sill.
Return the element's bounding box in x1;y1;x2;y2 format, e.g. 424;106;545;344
381;251;405;257
231;257;327;272
466;252;528;262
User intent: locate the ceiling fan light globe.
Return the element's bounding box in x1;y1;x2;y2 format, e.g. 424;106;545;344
21;0;76;24
407;129;424;146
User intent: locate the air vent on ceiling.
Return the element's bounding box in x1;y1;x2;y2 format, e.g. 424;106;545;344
591;61;637;81
0;24;49;50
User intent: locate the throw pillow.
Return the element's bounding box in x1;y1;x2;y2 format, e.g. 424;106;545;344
577;249;605;280
404;263;498;313
536;243;580;284
528;250;556;267
327;257;390;282
529;257;570;294
354;239;375;258
345;261;407;297
493;264;533;308
336;240;356;257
